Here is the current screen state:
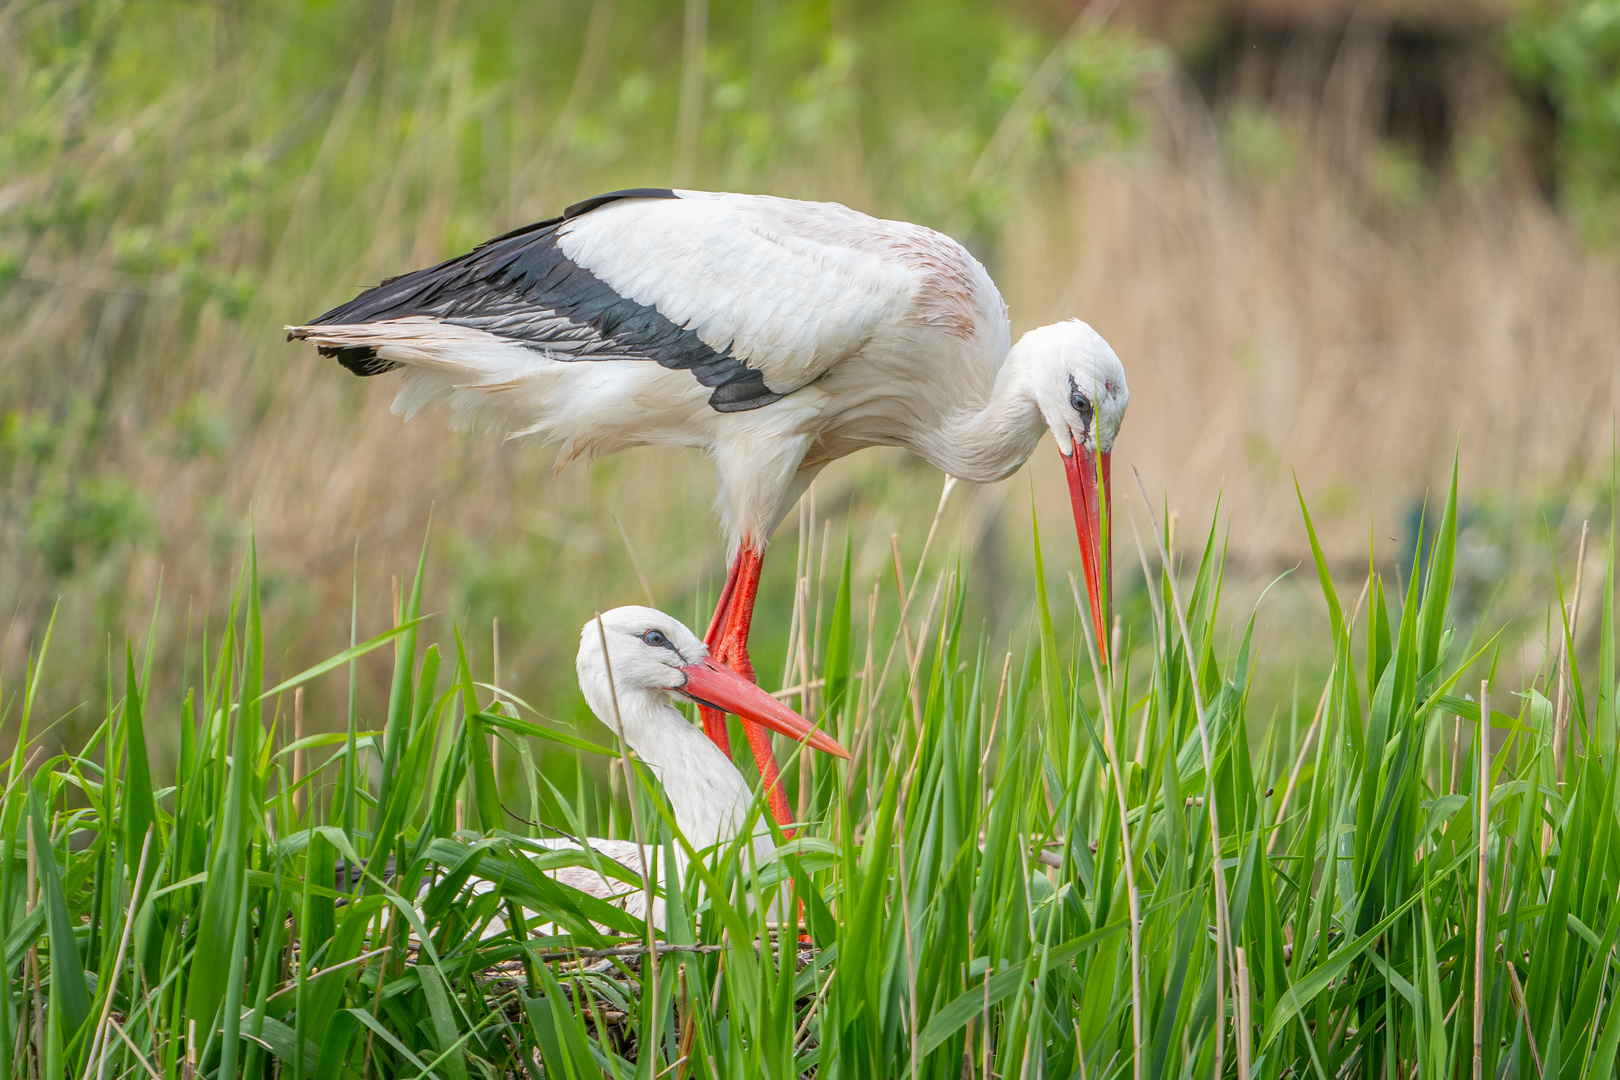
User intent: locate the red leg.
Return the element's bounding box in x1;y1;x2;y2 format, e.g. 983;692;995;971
704;555;742;650
698;555;744;753
714;549;794;831
697;546;794;830
718;548;763;681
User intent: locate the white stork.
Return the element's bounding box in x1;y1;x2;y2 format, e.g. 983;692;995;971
456;605;846;931
288;188;1129;827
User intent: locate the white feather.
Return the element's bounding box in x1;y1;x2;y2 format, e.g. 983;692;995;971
436;608;787;936
557;195;910;391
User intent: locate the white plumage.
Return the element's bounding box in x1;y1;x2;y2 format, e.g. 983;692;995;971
445;606;845;932
290;190;1124;546
290;189;1128;827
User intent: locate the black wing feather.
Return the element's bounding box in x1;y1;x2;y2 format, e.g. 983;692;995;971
294;189;783;412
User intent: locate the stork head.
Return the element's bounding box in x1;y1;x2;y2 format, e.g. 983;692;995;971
576;606;848;758
1017;320;1129;662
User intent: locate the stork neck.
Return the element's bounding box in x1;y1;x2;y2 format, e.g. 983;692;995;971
921;349;1045;484
619;698;757;852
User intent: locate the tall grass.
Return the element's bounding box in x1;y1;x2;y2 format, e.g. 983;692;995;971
4;461;1618;1077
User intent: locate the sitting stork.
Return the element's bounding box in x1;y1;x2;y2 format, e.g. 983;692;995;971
441;605;846;932
288;189;1129;827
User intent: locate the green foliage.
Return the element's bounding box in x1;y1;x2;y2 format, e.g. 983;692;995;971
164;394;230;462
3;459;1618;1077
2;398;148;577
1061;27;1165;152
0;0;1160;286
1508;0;1620;244
1222;104;1302;185
26;475;148;576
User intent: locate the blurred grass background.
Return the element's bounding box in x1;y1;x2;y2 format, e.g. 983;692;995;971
1;0;1616;762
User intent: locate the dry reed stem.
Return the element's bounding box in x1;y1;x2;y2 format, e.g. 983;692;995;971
1267;670;1333;855
982;949;994;1077
1110;616;1123;693
1268;576;1364;854
812;513;832;693
842;579;882;801
26;823;42;1074
614;518;657;609
83;825;155;1080
1450;714;1462;798
673;0;707;187
865;478;958;734
771;667;868;700
266;947;394;1002
781;503;809;690
1127;473;1234;1072
1542;520;1589;855
1554;520;1589;784
968;0;1123;187
1235;946;1251;1080
890;535;922;726
9;970;27;1078
293;687;306;819
983;652;1014;775
796;576;813;715
491;617;504;798
905;573;950;729
791;958;837;1050
675;970;698;1080
105;1018;162;1080
541;0;617;165
805;485;819;687
1504;957;1544;1077
1071;570;1142;1080
795;573;814;825
896;819;921;1080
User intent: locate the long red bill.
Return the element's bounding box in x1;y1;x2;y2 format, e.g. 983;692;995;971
678;658;849;759
1061;446;1112;665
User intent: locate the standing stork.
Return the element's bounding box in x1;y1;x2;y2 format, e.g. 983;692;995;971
289;188;1129;827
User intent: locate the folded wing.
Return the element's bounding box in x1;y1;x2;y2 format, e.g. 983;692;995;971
289;189;914;416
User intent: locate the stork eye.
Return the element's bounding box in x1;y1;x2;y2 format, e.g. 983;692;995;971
1068;376;1094;431
641;629;676;651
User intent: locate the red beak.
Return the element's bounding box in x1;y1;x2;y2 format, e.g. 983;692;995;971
678;658;849;759
1061;444;1112;665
